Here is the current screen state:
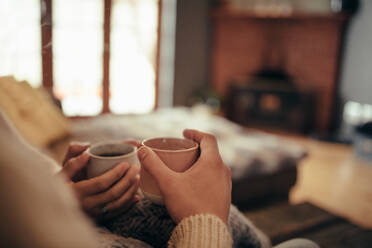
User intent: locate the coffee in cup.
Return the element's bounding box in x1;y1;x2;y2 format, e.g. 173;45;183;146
87;142;138;179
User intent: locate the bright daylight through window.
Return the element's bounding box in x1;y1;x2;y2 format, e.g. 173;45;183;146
0;0;42;87
54;0;158;116
110;0;157;114
0;0;158;116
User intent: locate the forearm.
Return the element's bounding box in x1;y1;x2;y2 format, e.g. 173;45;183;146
168;214;232;248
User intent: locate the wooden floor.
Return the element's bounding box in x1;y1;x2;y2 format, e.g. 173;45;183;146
278;134;372;228
245;202;340;245
244;202;372;247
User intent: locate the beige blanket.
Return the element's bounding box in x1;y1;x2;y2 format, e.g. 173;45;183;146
0;76;69;147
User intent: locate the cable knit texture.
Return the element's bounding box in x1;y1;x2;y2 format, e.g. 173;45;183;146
168;214;233;248
104;199;271;248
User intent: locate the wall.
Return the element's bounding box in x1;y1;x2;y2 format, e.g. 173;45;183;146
172;0;209;106
172;0;372;107
340;0;372;105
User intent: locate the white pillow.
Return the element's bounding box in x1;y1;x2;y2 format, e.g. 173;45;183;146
0;111;98;248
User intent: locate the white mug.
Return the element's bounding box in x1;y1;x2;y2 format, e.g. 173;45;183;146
86;141;138;179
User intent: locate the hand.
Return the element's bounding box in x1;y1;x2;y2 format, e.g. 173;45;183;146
137;130;232;224
59;142;141;222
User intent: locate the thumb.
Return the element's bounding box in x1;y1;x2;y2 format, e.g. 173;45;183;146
137;146;174;185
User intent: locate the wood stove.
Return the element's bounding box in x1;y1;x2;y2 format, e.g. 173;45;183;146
226;69;315;133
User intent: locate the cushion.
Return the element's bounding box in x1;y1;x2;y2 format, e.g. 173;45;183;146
0;110;98;248
0;76;70;147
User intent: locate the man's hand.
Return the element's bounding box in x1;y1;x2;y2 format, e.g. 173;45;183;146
59;142;141;222
138;130;231;224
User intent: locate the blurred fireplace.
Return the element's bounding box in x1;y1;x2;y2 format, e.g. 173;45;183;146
226;69;315;133
210;7;350;134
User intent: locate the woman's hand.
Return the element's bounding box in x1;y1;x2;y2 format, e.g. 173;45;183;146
137;130;231;224
59;142;141;222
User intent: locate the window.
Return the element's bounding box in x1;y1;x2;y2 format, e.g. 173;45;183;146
110;0;158;114
0;0;42;87
0;0;160;116
53;0;159;116
53;0;104;116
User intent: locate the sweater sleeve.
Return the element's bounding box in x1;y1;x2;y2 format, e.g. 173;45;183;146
168;214;233;248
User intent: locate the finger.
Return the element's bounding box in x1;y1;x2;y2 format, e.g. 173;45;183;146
76;162;130;196
183;129;220;159
133;194;143;201
137;146;175;187
90;196;138;221
83;165;139;209
63;142;90;165
103;177;140;211
123;139;141;148
183;129;205;143
61;152;90;179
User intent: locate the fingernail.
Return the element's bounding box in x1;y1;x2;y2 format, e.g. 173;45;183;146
131;174;140;184
117;163;127;171
134;195;142;201
138;147;147;161
82;151;90;158
71;141;90;147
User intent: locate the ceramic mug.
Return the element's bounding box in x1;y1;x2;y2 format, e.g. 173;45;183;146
87;141;138;179
140;137;199;204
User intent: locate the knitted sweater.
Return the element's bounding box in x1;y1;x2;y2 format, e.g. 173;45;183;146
169;214;232;248
97;214;232;248
103;199;271;248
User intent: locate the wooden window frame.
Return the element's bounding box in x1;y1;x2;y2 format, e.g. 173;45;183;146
40;0;53;93
40;0;162;114
102;0;111;113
